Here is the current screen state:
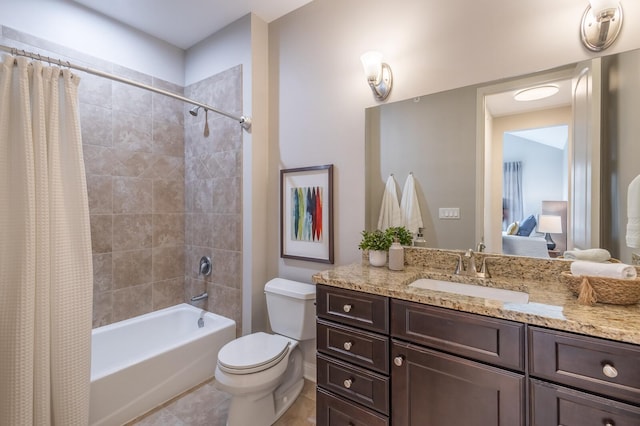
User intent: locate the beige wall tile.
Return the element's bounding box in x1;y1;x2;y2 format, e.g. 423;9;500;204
113;249;153;289
153;277;185;310
93;290;113;328
153;214;185;247
87;175;113;214
113;176;153;213
112;214;153;250
90;214;112;254
153;179;184;213
152;245;185;282
80;103;112;147
112;283;153;323
92;253;113;293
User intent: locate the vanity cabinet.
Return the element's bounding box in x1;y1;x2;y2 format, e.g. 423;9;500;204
529;326;640;425
390;299;526;426
316;285;390;426
315;284;640;425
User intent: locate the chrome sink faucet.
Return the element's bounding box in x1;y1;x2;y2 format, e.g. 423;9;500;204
465;249;478;276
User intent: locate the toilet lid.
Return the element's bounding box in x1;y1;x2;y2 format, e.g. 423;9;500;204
217;332;290;374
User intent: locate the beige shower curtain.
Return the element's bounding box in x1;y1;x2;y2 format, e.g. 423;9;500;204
0;56;93;424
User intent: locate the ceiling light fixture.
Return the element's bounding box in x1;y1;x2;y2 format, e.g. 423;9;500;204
513;85;560;102
581;0;623;52
361;51;393;101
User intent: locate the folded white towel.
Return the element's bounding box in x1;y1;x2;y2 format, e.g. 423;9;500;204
400;173;423;234
377;175;402;230
626;175;640;248
563;248;611;262
570;260;637;279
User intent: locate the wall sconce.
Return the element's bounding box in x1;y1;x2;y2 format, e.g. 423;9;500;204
580;0;623;52
361;51;393;101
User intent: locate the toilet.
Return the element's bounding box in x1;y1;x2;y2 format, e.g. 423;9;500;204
214;278;316;426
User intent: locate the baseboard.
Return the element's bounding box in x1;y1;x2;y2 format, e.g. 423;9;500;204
303;361;316;382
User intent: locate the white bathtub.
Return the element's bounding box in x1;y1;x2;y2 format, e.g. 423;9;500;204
89;303;236;426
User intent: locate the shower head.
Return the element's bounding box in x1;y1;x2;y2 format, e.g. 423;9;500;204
189;106;201;116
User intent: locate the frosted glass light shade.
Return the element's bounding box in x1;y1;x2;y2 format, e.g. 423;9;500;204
589;0;619;17
538;215;562;234
514;85;559;101
361;51;383;82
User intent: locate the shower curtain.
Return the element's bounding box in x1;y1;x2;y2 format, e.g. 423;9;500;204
0;56;93;424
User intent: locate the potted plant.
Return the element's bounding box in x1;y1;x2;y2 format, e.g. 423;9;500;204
385;226;413;246
358;229;393;266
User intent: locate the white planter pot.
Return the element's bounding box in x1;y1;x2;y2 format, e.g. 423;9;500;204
368;250;387;267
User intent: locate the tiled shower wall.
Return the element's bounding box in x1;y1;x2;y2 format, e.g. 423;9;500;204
1;27;243;329
184;66;244;335
83;67;187;327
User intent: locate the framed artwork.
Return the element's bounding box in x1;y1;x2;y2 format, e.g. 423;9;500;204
280;164;334;263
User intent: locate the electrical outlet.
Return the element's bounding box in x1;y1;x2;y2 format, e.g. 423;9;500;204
439;207;460;219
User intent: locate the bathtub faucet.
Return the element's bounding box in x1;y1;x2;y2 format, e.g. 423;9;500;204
198;310;206;328
190;292;208;302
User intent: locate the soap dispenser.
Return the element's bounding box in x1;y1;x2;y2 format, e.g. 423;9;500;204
414;228;427;247
388;238;405;271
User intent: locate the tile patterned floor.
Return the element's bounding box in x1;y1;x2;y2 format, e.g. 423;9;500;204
127;378;316;426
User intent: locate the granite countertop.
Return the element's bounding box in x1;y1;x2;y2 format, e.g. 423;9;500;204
312;262;640;345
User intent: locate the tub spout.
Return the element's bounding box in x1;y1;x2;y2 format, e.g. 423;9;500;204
190;292;208;302
198;310;206;328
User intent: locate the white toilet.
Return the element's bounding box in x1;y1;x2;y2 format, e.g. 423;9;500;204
214;278;316;426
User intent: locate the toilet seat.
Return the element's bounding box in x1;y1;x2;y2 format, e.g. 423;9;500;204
217;332;291;375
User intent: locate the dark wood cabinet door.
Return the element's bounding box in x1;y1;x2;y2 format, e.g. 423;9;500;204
391;339;525;426
531;378;640;426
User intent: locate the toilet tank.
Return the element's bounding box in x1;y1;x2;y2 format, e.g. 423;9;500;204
265;278;316;340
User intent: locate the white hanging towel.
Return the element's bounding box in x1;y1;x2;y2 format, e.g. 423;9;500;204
377;175;402;230
400;173;424;234
626;174;640;248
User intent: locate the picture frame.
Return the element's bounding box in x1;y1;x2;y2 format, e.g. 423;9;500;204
280;164;334;264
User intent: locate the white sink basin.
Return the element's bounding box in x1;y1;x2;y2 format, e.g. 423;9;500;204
409;278;529;304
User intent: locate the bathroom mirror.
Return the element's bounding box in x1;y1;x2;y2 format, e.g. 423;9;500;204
365;47;640;262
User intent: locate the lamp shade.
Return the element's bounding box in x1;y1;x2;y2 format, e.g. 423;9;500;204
361;51;383;82
537;215;562;234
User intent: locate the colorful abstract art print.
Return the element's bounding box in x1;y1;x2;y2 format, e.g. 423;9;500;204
280;165;334;263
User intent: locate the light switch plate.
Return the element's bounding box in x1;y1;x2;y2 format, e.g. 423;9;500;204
439;207;460;219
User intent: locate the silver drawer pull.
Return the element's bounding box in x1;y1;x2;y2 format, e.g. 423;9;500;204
343;304;352;313
602;363;618;378
604;422;614;426
394;355;404;367
343;378;353;389
343;341;353;351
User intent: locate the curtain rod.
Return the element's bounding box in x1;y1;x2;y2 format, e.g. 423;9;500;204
0;44;251;131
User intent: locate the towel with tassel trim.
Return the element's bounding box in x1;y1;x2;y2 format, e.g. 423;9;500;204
377;175;402;230
400;173;423;235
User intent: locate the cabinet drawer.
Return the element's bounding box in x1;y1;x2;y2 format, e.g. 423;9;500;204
529;327;640;405
531;378;640;426
317;387;389;426
317;319;389;374
391;299;525;371
317;353;389;415
317;285;389;333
